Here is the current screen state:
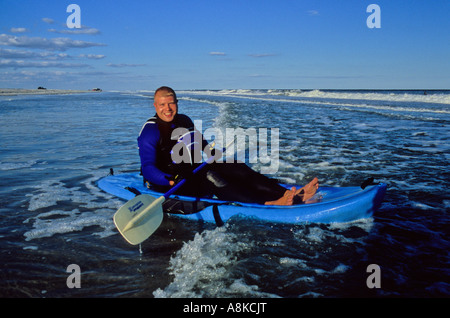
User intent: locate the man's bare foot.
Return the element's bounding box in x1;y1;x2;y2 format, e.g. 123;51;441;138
295;177;319;203
265;187;296;206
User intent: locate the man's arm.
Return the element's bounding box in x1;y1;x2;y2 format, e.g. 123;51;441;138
138;123;173;186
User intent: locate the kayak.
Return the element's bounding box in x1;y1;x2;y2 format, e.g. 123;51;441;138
98;172;387;224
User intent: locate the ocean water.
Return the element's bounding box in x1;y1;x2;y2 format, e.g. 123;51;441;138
0;89;449;298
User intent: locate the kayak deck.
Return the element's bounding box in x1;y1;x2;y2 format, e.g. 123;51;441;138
98;172;387;224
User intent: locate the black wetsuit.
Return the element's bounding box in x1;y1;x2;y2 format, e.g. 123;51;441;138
138;114;286;205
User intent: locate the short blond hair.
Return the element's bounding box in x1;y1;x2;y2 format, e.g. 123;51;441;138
154;86;177;101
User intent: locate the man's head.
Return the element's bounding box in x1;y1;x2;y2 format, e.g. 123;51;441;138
153;86;178;122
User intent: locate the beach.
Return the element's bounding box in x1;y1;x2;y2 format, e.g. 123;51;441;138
0;88;99;96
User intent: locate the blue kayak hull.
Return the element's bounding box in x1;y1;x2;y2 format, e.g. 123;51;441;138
98;172;386;224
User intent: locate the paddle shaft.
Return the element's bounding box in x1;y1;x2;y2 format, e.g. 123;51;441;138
164;139;235;198
164;159;210;198
122;139;234;232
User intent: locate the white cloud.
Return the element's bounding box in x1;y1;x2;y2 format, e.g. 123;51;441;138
78;54;106;59
0;59;91;69
0;48;52;59
0;70;77;85
0;17;112;88
0;48;105;61
107;63;146;67
209;52;227;56
0;34;106;51
10;28;28;33
48;27;101;35
307;10;319;16
42;18;55;24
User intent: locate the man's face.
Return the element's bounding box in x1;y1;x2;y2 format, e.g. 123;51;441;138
154;94;178;122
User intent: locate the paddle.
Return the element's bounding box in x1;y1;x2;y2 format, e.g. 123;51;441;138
113;139;234;245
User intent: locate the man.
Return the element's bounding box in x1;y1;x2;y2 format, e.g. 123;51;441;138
138;86;319;206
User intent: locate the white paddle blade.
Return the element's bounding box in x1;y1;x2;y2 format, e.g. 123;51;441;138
113;194;164;245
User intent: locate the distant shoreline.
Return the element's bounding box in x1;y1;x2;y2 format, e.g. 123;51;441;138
0;88;100;96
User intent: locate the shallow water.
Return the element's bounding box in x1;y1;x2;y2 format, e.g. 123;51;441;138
0;90;448;298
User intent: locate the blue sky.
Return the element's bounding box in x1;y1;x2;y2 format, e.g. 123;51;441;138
1;0;449;90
